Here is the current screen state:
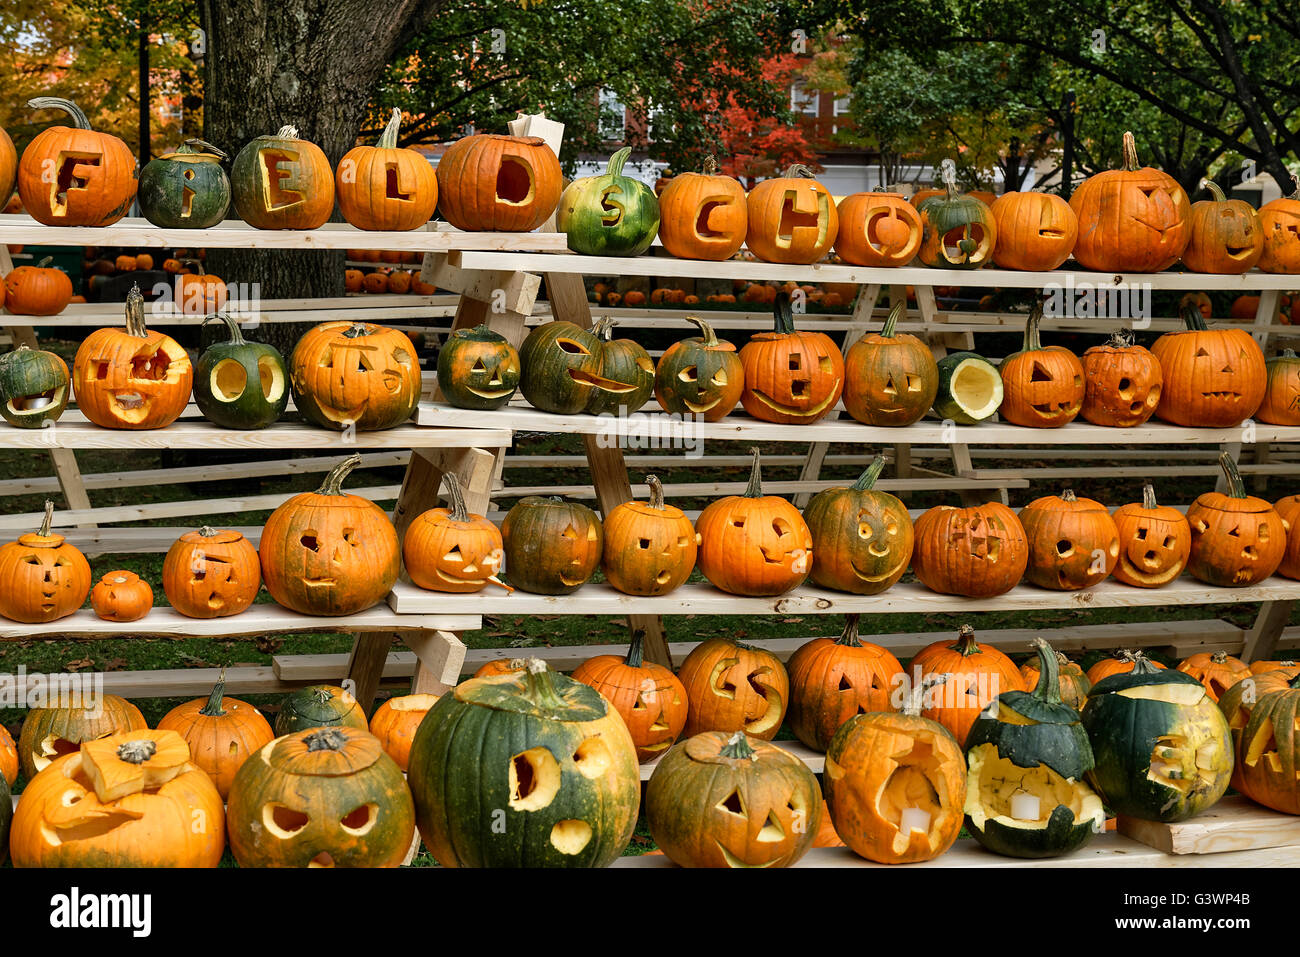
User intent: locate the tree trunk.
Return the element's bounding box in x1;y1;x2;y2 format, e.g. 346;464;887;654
197;0;443;353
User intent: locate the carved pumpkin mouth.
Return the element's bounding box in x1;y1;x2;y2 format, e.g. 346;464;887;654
681;395;722;414
466;385;516;399
1030;401;1076;415
567;369;636;393
8;387;63;413
1201;391;1241;400
1225;245;1254;259
748;388;838;418
850;562;900;583
303;577;337;587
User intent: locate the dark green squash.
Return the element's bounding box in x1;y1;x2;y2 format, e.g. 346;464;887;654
1080;652;1232;822
194;312;289;429
0;345;70;428
137;139;231;229
501;496;604;594
583;316;653;415
557;147;660;257
274;684;369;736
653;315;744;420
916;159;996;268
519;321;604;414
932;351;1003;424
964;638;1104;858
436;323;520;411
407;659;640;867
843;301;940;427
802;455;913;595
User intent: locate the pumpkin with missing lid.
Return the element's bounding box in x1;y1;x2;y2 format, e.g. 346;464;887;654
437;323;520;411
601;475;698;596
0;344;70;428
1185;453;1287;587
677;635;789;741
156;671;274;799
290;321;421;431
0;501;91;624
653;315;744;421
404;472;508;594
17;694;148;781
1219;671;1300;814
746;164;838;264
803;456;913;595
917;159;996;269
162;526;261;618
1111;485;1191;588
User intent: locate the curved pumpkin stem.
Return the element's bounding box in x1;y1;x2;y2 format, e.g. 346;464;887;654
772;292;796;335
701;155;720;177
939;158;959;200
28;96;91;129
1120;131;1140;172
124;285;150;339
199;667;229;718
879;301;906;339
836;614;863;648
37;500;55;537
443;472;469;522
720;731;758;760
1021;300;1045;352
36;256;55;269
180;138;228;160
850;455;887;492
645;474;667;511
1217;451;1247;499
905;672;948;717
1141;483;1158;510
1202;180;1228;203
1179;301;1209;332
592;316;616;341
624;629;646;668
743;447;764;498
606;146;633;179
1128;651;1160;676
780;163;816;179
1029;637;1062;705
202;311;246;347
952;623;981;656
317;454;362;496
684;315;721;347
341;322;373;340
377;108;403;149
1210;651;1230;664
522;658;569;710
275;125;301;140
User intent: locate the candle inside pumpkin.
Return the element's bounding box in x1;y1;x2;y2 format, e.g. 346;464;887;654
1010;792;1041;821
899;807;931;833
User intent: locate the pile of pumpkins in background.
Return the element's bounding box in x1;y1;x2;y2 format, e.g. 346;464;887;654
0;621;1294;868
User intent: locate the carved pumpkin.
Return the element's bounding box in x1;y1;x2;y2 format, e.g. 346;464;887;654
1080;329;1163;427
653;315;744;421
156;671;275;799
601;475;698;596
231;124;334;229
260;455;401;615
834;191;923;267
174;262;228;316
1248;658;1299;676
695;448;812;596
404;472;508;594
646;731;822;867
10;730;224;868
195;312;289;430
18;97;136;226
746;164;838;264
0;124;14;209
677;635;789;740
1069;131;1191;272
1086;650;1168;686
1111;484;1191;588
437;323;520;411
0;501;91;624
1219;671;1300;814
990;191;1078;270
138;138;231;228
274;685;368;736
1185;452;1287;587
1277;494;1300;580
501;496;603;595
585;317;654;415
1020;649;1092;711
1151;304;1267;428
739;293;844;424
17;693;147;780
803;456;913;595
337;108;438;230
572;629;689;761
912;625;1027;745
917;159;996;269
1258;192;1300;274
558;147;660;256
843;301;939;427
1182;181;1263;273
787;615;905;752
290;321;421;431
998;303;1085;428
89;570;152;622
3;257;73;315
0;725;16;788
1176;651;1249;703
369;693;439;772
162;526;262;618
519;319;652;416
228;726;415;868
656;156;747;260
1019;488;1119;591
0;344;70;428
911;502;1029;598
435;133;562;232
1256;350;1300;425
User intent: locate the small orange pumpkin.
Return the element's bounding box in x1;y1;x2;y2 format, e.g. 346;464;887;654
601;474;699;596
990;191;1078;270
89;570;153;622
369;693;439;772
997;303;1085;428
1176;651;1249;702
162;526;262;618
403;472;509;593
0;501;91;623
337;108;438;231
834;191;923;267
1111;484;1191;588
3;257;74;316
658;157;747;261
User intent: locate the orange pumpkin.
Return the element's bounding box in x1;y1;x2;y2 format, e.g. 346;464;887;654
1018;489;1119;590
1080;330;1163;427
435;133;562;231
231;124;335;229
289;320;421;432
1019;651;1091;711
362;271;389;294
174;262;227;315
1111;484;1191;588
3;257;73;315
1256;350;1300;425
369;693;439;772
1085;650;1168;685
1277;494;1300;580
473;658;526;679
136;253;154;271
834;191;923;267
911;625;1026;745
1151;304;1267;428
0;725;17;787
1182;181;1263;273
746;164;838;264
1185;452;1287;587
344;268;364;292
156;672;275;799
657;157;747;260
990;191;1078;271
1258;192;1300;274
739;292;844;424
17;693;147;780
403;472;508;593
601;475;699;596
337;108;438;230
571;630;689;761
0;124;14;210
0;501;91;623
1181;291;1213;320
910;502;1029;598
1176;651;1249;702
677;636;789;741
18;97;137;226
387;269;413;294
997;303;1085;428
114;254;137;273
162;526;262;618
89;570;153;622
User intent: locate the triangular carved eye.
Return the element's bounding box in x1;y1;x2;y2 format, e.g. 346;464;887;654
882;375;898;396
677;366;698;383
561;524;578;539
838;674;853;692
1030;362;1052;382
717;789;746;817
1196;348;1211;358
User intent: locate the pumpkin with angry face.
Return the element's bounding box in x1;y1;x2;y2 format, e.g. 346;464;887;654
403;472;508;594
0;501;91;624
803;456;913;595
1185;452;1287;587
677;635;790;741
1111;485;1191;588
571;630;689;761
437;323;520;411
740;293;844;425
162;526;262;618
290;321;421;431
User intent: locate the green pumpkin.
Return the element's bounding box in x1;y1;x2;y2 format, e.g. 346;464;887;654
584;317;653;415
964;639;1104;858
0;345;71;428
194;313;289;429
1081;653;1233;823
407;659;640;867
653;315;744;420
557;147;660;256
802;456;913;595
437;323;520;411
501;496;604;594
917;160;996;268
137;139;232;229
274;685;369;736
519;321;603;414
932;351;1003;425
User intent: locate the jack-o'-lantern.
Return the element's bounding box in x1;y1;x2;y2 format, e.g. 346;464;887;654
1219;670;1300;814
231;124;334;230
437;323;520;411
990;191;1078;271
1069;131;1192;272
1258;191;1300;274
1278;494;1300;580
917;160;996;269
695;448;813;596
843;301;939;427
89;570;152;622
10;730;225;868
646;731;822;867
1176;651;1249;703
558;147;661;257
17;694;147;780
72;285;194;430
3;257;73;316
834;191;923;267
174;262;227;316
138;139;231;229
677;635;789;741
656;156;747;260
157;671;275;799
911;502;1029;598
519;321;603;414
435;133;562;232
803;456;913;595
1182;181;1263;273
654;315;744;421
1019;489;1119;591
337;108;438;231
1111;484;1191;588
585;317;654;415
0;344;70;428
290;321;421;431
572;629;689;761
998;303;1084;428
823;676;967;864
227;726;415;868
1185;452;1287;587
501;496;603;594
259;455;401;615
404;472;508;594
601;475;698;596
1151;305;1267;428
194;312;289;430
739;293;844;424
787;615;905;752
1256;350;1300;425
369;693;439;772
0;124;14;208
0;501;91;624
1080;329;1163;427
746;164;838;264
18;97;136;226
1020;649;1092;711
162;526;262;618
912;625;1027;745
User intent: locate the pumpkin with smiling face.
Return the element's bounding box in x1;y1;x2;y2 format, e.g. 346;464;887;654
572;630;689;762
998;303;1084;429
990;190;1078;271
437;323;520;411
843;301;939;427
1151;305;1266;428
803;456;913;595
520;320;653;416
1185;452;1287;587
746;164;838;264
290;321;421;432
1080;330;1163;428
653;315;744;421
917;160;997;269
740;293;844;425
834;191;923;267
501;496;603;595
0;501;91;624
1181;181;1263;274
677;635;789;741
1257;191;1300;274
600;475;698;596
1111;485;1191;588
403;472;508;594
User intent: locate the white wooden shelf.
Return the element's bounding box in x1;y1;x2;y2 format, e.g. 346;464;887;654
4;294;461;327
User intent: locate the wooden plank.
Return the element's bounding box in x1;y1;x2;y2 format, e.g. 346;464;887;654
424;257;540;316
275;651;417;681
406;630;466;696
1117;795;1300;855
1241;600;1297;662
495;476;1029;499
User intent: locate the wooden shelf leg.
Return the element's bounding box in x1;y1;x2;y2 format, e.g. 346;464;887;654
1241;600;1296;663
1252;289;1280;351
1253;441;1271;494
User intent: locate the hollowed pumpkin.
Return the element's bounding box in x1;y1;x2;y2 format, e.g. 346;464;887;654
739;293;844;424
656;156;747;260
834;191;923;267
746;164;838;264
404;472;508;594
0;501;91;624
1257;192;1300;274
911;502;1029;597
369;693;439;772
990;191;1078;271
1151;304;1266;428
1185;452;1286;587
437;323;520;411
917;160;996;269
195;312;289;430
435;134;562;232
843;301;939;427
231;124;334;230
1020;650;1092;711
653;315;744;421
998;303;1085;428
290;321;421;431
138;139;231;229
558;147;661;257
17;693;147;780
803;456;913;595
162;526;261;618
601;475;698;596
1080;329;1163;427
677;635;790;740
0;344;70;428
1256;350;1300;425
1111;484;1191;588
89;570;152;622
1019;488;1119;591
501;496;603;594
18;97;136;226
1181;181;1263;274
912;624;1027;745
337;108;438;231
1219;671;1300;814
1176;651;1249;703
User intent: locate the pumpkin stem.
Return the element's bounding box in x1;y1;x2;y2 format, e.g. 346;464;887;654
743;447;764;498
124;284;149;338
905;673;948;717
646;474;666;510
199;668;228;717
701;155;719;177
719;731;758;761
850;455;887;492
181;138;228;160
318;454;363;496
1217;451;1247;499
624;630;646;668
36;256;55;268
1202;180;1227;203
772;292;796;335
953;623;981;657
275;125;301;140
37;500;54;537
879;300;905;339
443;472;470;522
377;107;403;149
780;163;816;179
684;315;720;346
939;158;958;199
27;96;91;129
197;526;220;537
606;146;633;179
116;738;158;764
1141;484;1158;510
1061;488;1077;502
836;614;863;648
1029;637;1063;705
341;323;372;339
1128;651;1161;675
1021;300;1044;352
1283;349;1298;359
1179;301;1209;331
1107;328;1135;349
1210;651;1229;664
522;658;569;710
304;728;347;752
592;316;615;341
202;310;246;347
1120;131;1140;172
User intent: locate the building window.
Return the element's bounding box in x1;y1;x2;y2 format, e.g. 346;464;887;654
832;94;850;134
599;88;626;140
791;81;819;117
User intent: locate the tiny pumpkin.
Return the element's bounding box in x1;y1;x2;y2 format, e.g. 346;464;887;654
89;570;153;622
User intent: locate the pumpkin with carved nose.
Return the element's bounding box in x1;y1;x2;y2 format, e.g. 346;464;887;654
739;293;844;425
1019;489;1119;591
437;323;520;411
1080;330;1163;428
572;630;689;761
1151;305;1266;428
998;303;1084;429
162;526;262;618
1111;485;1191;588
404;473;509;594
1185;453;1287;587
1181;181;1263;274
1258;190;1300;274
910;502;1029;598
912;625;1027;745
803;456;913;595
677;635;789;741
0;501;91;624
843;302;939;427
501;496;603;594
653;315;744;421
601;475;698;596
290;321;421;432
